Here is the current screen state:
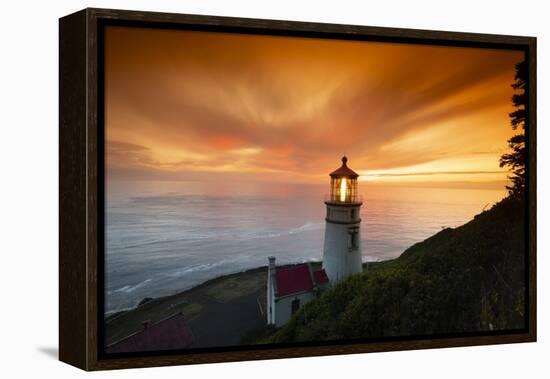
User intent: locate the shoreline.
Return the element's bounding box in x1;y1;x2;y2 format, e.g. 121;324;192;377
105;258;389;319
105;255;391;315
103;259;389;348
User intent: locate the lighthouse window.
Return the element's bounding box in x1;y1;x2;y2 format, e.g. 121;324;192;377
348;228;359;250
352;232;359;249
351;209;357;219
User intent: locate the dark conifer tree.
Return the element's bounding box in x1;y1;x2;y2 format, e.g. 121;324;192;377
500;60;527;198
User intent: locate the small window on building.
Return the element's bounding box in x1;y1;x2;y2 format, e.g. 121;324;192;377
348;227;359;251
291;298;300;315
352;231;359;249
350;209;356;220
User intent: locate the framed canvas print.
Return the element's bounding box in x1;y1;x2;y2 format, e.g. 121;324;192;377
59;8;537;371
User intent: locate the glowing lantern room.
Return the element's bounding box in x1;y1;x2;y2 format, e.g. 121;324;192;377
328;156;359;203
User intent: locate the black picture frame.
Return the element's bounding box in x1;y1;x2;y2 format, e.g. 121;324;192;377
59;7;537;371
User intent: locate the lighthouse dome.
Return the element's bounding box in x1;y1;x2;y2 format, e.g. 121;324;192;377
329;156;359;178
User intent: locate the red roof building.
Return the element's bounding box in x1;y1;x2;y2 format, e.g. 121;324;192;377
275;264;314;296
313;268;329;285
267;258;330;327
106;312;194;353
274;264;330;297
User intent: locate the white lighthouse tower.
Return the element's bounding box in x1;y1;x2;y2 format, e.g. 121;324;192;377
322;156;363;284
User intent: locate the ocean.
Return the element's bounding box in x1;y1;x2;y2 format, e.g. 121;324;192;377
105;181;506;314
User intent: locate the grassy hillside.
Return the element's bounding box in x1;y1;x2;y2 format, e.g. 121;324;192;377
268;196;526;343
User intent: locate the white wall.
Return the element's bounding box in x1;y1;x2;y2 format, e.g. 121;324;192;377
267;266;276;325
0;0;548;378
275;292;315;327
323;220;362;283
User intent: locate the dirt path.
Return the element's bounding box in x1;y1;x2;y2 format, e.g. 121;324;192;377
188;291;265;348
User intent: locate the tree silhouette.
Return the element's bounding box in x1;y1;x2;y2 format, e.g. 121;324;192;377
500;60;527;198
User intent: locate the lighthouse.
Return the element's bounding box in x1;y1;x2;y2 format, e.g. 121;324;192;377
322;156;363;284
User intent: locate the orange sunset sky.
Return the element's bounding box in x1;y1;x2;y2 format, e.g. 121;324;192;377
105;26;524;189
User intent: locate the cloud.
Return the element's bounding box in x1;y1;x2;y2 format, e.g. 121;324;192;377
104;27;524;186
365;170;504;177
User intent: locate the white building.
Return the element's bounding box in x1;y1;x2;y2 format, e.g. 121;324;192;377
322;156;363;284
266;257;329;327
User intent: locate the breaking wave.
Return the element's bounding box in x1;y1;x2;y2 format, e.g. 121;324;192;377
110;278;152;294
